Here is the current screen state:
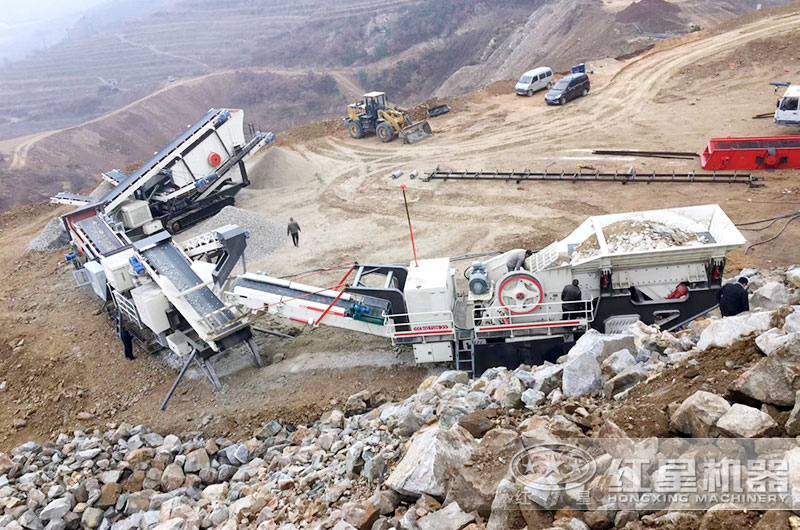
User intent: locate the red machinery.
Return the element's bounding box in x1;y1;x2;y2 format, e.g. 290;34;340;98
701;136;800;170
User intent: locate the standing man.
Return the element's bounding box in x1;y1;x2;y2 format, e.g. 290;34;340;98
506;249;533;272
717;277;749;317
561;279;582;320
118;318;135;361
287;217;301;247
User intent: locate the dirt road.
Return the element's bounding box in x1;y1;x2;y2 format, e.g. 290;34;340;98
244;10;800;279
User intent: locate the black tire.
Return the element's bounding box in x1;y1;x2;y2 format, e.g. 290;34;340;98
348;120;364;139
559;96;566;105
582;88;589;97
547;82;552;89
170;220;181;233
527;89;533;97
376;122;394;143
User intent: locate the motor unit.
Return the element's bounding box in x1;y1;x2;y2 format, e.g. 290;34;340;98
131;283;171;334
120;200;153;229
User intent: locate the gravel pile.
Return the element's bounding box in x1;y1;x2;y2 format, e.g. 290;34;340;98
27;217;70;252
177;206;285;261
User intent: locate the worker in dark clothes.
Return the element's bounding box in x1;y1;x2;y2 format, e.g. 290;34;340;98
287;217;301;247
118;319;135;360
561;279;582;320
506;249;533;272
717;277;749;317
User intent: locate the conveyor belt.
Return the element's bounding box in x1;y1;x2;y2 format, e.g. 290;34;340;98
75;216;123;255
235;277;349;309
141;241;233;324
101;108;222;205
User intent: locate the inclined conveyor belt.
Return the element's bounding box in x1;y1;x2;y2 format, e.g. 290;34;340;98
75;216;124;255
141;241;234;326
234;277;350;310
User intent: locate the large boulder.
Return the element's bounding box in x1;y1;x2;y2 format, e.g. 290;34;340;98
697;312;773;350
755;328;796;356
386;425;477;498
716;404;779;438
603;366;647;398
562;350;603;397
733;357;800;407
786;391;800;436
601;349;637;376
670;391;731;437
444;428;523;515
436;371;470;388
485;478;526;530
416;502;475;530
787;266;800;289
750;282;791;310
529;364;564;395
566;330;637;362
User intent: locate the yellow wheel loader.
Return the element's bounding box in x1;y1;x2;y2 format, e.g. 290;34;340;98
345;91;433;144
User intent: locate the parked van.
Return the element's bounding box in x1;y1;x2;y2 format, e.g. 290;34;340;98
775;85;800;127
515;67;554;96
545;73;590;105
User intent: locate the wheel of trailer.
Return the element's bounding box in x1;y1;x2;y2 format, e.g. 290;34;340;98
348;120;364;139
582;88;589;97
497;272;544;315
376;122;395;143
527;89;533;97
559;96;566;105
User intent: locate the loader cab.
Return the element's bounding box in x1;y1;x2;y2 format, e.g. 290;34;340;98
363;92;387;117
775;86;800;127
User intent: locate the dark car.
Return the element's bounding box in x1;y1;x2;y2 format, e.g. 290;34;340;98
545;73;590;105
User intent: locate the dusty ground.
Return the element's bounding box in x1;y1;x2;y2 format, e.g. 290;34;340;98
2;9;800;450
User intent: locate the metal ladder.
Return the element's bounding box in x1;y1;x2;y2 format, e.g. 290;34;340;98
454;330;475;375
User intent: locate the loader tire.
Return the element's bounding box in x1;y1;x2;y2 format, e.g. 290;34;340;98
348;120;364;139
376;122;394;143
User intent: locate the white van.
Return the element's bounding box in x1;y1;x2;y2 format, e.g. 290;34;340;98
515;67;554;96
775;85;800;127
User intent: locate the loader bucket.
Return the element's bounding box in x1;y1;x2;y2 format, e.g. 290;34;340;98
399;121;433;144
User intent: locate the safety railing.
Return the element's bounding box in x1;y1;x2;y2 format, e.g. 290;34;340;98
533;241;560;271
384;310;455;342
473;299;594;336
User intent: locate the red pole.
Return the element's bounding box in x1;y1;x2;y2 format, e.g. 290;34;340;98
401;185;419;267
314;267;355;327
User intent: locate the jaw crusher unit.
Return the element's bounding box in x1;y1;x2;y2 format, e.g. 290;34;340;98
226;205;746;377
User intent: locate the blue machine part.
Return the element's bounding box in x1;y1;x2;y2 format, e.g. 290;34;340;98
129;256;146;275
469;261;490;295
65;251;77;261
215;111;231;127
264;132;276;144
346;295;391;325
571;63;586;74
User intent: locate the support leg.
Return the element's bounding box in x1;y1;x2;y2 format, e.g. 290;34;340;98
160;349;197;412
196;356;222;389
246;339;263;368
